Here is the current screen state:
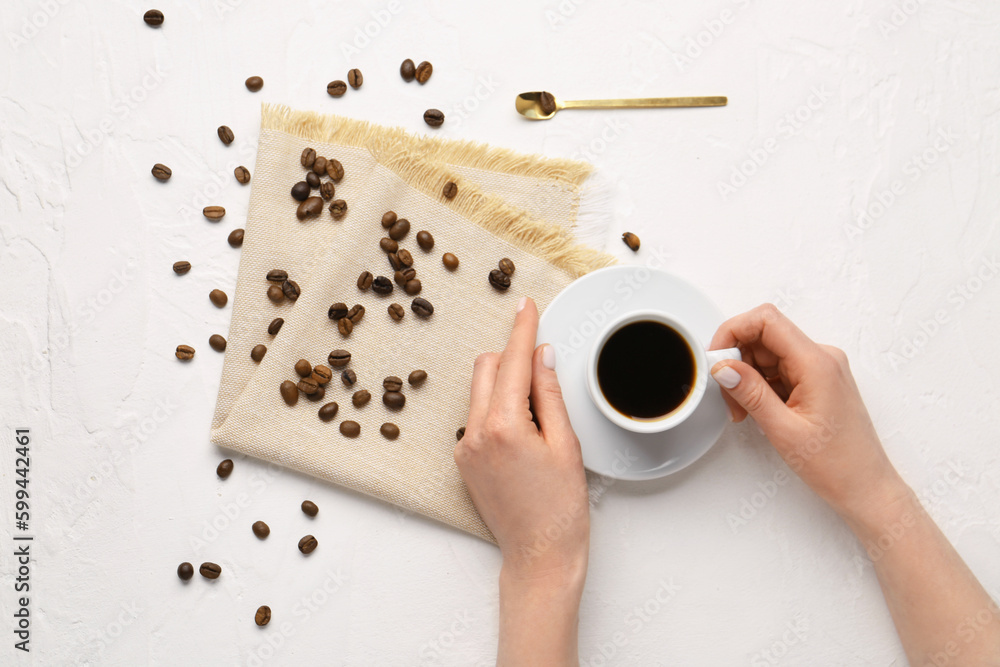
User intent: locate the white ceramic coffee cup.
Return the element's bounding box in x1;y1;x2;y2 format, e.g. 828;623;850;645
586;310;741;433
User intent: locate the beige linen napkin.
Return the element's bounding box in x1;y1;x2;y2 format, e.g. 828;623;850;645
210;105;615;542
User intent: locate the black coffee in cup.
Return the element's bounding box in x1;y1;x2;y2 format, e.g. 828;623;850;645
596;320;695;420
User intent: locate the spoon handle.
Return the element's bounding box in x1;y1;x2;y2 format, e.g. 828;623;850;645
562;96;727;110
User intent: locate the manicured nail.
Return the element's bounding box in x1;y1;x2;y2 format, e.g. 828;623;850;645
712;365;741;389
517;296;527;312
541;344;556;370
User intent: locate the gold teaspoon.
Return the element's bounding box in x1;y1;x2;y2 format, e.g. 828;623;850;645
515;91;728;120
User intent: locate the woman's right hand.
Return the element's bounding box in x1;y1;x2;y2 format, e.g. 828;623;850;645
708;304;907;523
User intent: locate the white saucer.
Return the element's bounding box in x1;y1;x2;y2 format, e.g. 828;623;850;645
537;266;730;481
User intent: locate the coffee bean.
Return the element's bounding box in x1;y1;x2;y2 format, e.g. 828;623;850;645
312;365;333;384
326;158;344;182
383;376;403;392
210;289;228;307
151;163;172;181
306;384;326;402
318;402;339;422
498;258;515;275
173;261;191;275
352;390;370;407
328;349;351;367
388;303;405;321
217;459;234;478
252;521;270;539
299;534;319;553
280;380;299;406
177;562;194;580
389;218;410;241
251;344;267;363
143;9;164;26
301;147;316;168
387;253;403;271
297;197;323;220
456;426;466;440
416;230;434;250
228;228;245;248
383;391;406;410
397;249;413;267
337;317;353;336
347;68;363;88
234;165;251;184
423;109;445;127
442;253;459;270
302;500;319;517
622;232;640;251
329;199;348;219
328;304;348;322
357;271;373;291
298;377;319;395
267;285;284;303
305;171;320;188
347;304;365;323
381;211;397;228
204;205;226;221
442;181;458;199
295;359;313;377
282;280;300;301
341;369;357;386
400;59;416;81
539;91;557;116
267;269;288;283
312;156;328;175
408;369;427;386
372;276;393;295
489;269;511;291
341;418;361;437
320;182;335;200
209;334;227;352
245;76;263;92
327;80;347;97
415;61;433;84
404;279;422;295
218;125;235;145
380;423;400;440
380;237;398;253
176;344;195;360
255;606;271;626
268;318;284;335
411;297;434;317
394;268;416;286
199;562;222;579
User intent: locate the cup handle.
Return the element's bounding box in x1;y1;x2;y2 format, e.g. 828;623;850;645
705;347;742;373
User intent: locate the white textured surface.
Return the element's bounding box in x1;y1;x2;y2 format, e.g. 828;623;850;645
2;1;999;665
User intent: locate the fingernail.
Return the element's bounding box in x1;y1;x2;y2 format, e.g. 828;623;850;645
541;344;556;370
712;365;741;389
753;419;765;436
517;296;527;313
725;403;735;422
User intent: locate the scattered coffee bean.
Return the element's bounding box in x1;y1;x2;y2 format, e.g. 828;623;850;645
302;500;319;517
380;237;399;253
411;297;434;317
389;218;410;241
281;280;300;300
499;258;515;275
539;91;557;116
267;269;288;283
320;182;335;200
352;390;371;407
251;344;267;363
298;376;319;395
408;369;427;386
177;562;194;580
423;109;445;127
199;562;222;579
341;369;357;386
312;156;328;175
416;230;434;250
328;349;351;367
347;68;363;88
143;9;164;26
267;285;284;303
217;459;234;478
327;80;347;97
388;303;405;321
383;376;403;392
152;163;172;181
329;199;348;219
337;317;353;336
318;402;339;422
381;211;397;228
415;61;433;84
372;276;393;295
268;318;284;335
173;261;191;275
326;158;344;182
306;384;325;402
396;249;413;267
218;125;235;145
312;365;333;384
255;606;271;626
305;171;320;188
347;304;365;323
176;344;195;360
622;232;641;251
456;426;466;440
394;268;416;286
301;147;317;168
380;423;400;440
245;76;263;92
280;380;299;406
442;252;459;270
228;228;245;248
204;205;226;221
210;289;228;307
404;279;422;295
488;269;511;291
357;271;373;291
252;521;270;539
209;334;227;352
387;253;403;271
400;59;416;81
295;359;313;377
297;196;323;220
328;303;348;321
383;391;406;410
235;165;251;184
299;534;319;553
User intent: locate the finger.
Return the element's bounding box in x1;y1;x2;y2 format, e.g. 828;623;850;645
466;352;500;431
710;359;795;435
530;344;578;455
710;304;821;384
720;390;747;422
493;297;539;410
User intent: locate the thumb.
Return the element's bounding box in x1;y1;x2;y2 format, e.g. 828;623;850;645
710;360;790;434
530;344;577;450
